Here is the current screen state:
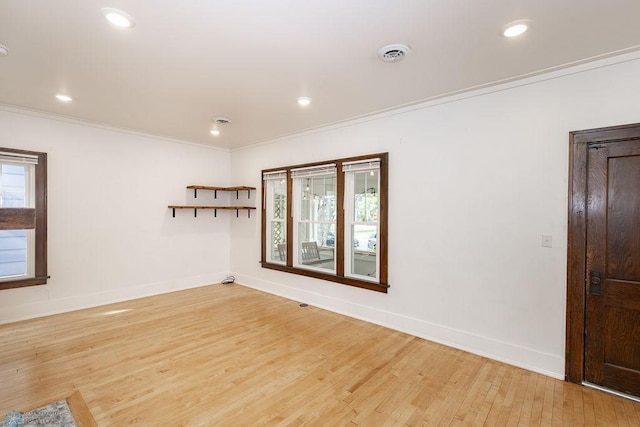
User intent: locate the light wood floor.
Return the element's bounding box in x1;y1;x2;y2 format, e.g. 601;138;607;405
1;285;639;426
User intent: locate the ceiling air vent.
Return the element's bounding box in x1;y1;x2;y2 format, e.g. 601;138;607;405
377;44;411;63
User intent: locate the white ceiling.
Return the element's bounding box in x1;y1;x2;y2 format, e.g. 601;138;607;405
1;1;640;150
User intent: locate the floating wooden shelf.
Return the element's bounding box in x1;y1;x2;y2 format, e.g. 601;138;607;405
170;185;256;218
186;185;256;199
168;205;256;218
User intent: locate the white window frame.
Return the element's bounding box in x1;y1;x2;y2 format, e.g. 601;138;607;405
263;170;287;265
0;156;37;282
291;164;337;273
343;160;380;282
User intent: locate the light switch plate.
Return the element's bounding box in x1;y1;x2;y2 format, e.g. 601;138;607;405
542;234;552;248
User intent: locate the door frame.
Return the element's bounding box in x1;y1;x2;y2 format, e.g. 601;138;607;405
566;122;640;384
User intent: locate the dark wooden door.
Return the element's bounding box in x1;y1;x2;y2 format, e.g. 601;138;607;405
584;137;640;396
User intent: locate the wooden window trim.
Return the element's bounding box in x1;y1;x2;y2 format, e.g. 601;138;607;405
261;153;388;293
0;208;36;230
0;147;48;291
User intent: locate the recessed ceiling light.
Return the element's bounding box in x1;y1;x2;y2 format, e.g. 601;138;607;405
55;94;72;102
297;97;312;106
210;117;231;135
101;8;136;28
502;20;531;38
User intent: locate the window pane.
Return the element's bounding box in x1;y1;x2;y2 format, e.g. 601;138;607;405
1;163;30;281
0;164;27;208
300;175;336;222
353;170;378;222
0;229;28;279
267;178;287;264
346;168;379;281
296;172;336;272
351;225;377;278
297;222;335;271
272;180;286;220
270;221;286;262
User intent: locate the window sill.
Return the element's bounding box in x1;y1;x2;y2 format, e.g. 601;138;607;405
261;261;388;293
0;276;48;291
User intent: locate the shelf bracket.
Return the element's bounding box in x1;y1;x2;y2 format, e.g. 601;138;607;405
194;208;197;218
214;209;217;218
248;209;251;218
247;189;251;199
214;190;218;199
172;208;176;217
236;190;239;199
236;209;239;218
193;188;198;198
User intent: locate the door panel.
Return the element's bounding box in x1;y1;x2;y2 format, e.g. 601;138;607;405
603;305;640;370
607;156;640;282
585;138;640;396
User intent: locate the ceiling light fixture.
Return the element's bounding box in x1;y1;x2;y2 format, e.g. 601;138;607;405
210;117;231;136
502;20;530;38
55;94;73;102
101;8;136;28
0;44;8;57
297;97;312;106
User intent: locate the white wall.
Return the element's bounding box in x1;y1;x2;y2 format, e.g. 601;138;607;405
2;51;638;378
0;109;231;323
229;52;640;379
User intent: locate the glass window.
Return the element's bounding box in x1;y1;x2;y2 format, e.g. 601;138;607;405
345;167;379;281
264;171;287;264
1;163;28;207
261;153;388;293
293;171;336;273
0;161;33;282
0;148;47;290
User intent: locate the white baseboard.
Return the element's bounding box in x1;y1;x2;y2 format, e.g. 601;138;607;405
234;273;565;380
0;272;226;324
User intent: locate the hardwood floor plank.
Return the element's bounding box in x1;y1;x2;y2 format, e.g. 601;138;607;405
483;364;514;425
599;392;620;426
528;373;547;424
1;284;639;425
551;380;565;426
613;396;631;427
65;391;97;427
581;387;597;426
451;360;494;425
539;376;555;425
622;398;640;425
472;365;505;426
506;368;531;424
